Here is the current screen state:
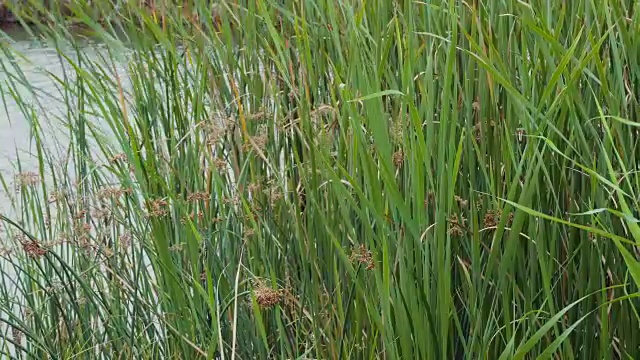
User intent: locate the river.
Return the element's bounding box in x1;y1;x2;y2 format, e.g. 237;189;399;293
0;24;132;218
0;25;135;355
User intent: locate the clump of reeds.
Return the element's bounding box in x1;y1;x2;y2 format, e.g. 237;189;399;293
0;0;638;358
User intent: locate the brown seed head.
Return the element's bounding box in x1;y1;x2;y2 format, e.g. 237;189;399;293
269;188;283;206
169;243;184;253
505;211;514;226
146;198;168;217
97;187;132;201
14;172;40;190
483;210;497;228
92;207;112;221
448;226;464;237
455;195;468;208
448;214;466;237
392;150;404;168
247;182;262;195
48;190;67;204
12;327;23;344
119;233;132;249
204;121;227;145
244;125;269;152
22;239;47;259
244;228;256;239
254;282;282;309
213;158;227;171
223;196;240;207
187;191;210;202
109;153;127;163
350;244;375;270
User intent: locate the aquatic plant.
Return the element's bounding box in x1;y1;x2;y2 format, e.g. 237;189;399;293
0;0;639;358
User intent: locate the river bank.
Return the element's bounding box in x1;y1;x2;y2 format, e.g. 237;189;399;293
0;0;70;26
0;1;17;24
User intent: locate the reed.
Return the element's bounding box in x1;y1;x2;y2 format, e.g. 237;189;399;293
0;0;638;358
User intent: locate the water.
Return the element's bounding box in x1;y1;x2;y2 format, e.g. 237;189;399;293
0;25;132;216
0;26;64;186
0;26;139;354
0;24;243;356
0;25;133;284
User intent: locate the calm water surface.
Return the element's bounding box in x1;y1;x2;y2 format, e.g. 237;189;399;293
0;27;137;350
1;25;131;217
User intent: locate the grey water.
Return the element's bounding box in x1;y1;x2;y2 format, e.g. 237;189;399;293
0;25;133;216
0;25;142;355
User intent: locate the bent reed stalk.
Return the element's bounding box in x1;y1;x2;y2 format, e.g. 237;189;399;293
0;0;639;359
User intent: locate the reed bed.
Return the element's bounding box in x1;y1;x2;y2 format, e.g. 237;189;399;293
0;0;639;358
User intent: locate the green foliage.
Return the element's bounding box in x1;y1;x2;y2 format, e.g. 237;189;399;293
0;0;639;358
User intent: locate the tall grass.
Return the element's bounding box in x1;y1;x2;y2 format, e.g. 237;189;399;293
0;0;639;358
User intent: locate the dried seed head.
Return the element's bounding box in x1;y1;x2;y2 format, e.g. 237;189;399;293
213;158;227;171
169;243;184;253
187;191;210;202
483;209;513;228
22;239;47;259
48;190;67;204
448;225;464;237
223;195;240;207
72;222;92;250
190;211;205;222
12;327;23;344
254;282;282;309
310;104;336;124
74;209;88;220
455;195;468;208
269;187;283;206
243;228;256;240
204;116;230;145
0;246;13;256
74;222;92;236
473;123;482;142
350;244;375;270
392;150;404;168
505;211;514;226
448;214;466;237
109;153;127;163
14;172;40;190
101;246;114;258
483;210;497;228
146;198;168;218
247;108;270;121
119;233;132;249
245;125;269;152
97;187;131;201
247;182;261;195
92;207;112;222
